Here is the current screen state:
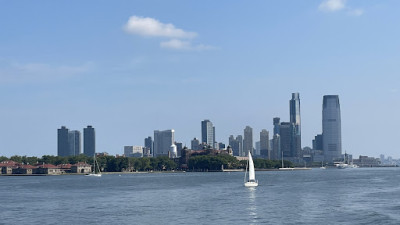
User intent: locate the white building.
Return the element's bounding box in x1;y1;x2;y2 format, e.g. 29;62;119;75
124;146;144;157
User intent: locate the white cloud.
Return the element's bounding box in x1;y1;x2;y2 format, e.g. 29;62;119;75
160;39;217;51
123;16;197;39
124;15;216;51
348;9;364;16
319;0;346;12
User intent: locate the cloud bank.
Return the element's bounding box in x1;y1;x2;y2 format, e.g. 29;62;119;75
124;16;215;51
124;16;197;39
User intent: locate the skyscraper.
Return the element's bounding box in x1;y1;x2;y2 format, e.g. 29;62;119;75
201;120;214;148
84;125;96;157
58;126;69;156
260;129;270;159
272;134;281;160
273;117;280;136
290;93;302;158
279;122;293;158
144;136;153;155
322;95;342;162
236;135;243;156
290;93;301;134
68;130;81;156
243;126;253;156
153;129;175;157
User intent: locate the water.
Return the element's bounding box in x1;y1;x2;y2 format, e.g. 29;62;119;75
1;168;400;225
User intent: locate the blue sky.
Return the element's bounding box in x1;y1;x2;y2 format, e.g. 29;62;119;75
1;0;399;158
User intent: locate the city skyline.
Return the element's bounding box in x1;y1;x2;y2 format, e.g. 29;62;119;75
1;1;400;158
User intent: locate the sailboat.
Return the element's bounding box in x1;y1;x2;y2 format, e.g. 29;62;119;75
244;151;258;187
320;161;326;169
86;154;102;177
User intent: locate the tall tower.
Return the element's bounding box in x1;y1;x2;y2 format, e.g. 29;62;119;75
201;120;214;148
68;130;81;156
322;95;342;162
58;126;69;156
153;129;175;157
290;93;301;133
84;125;96;157
243;126;253;156
273;117;280;136
260;129;270;159
290;93;301;158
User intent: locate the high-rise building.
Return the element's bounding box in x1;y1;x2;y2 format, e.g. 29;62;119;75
290;93;301;134
290;93;302;158
279;122;293;158
273;117;280;136
272;134;281;160
58;126;70;156
144;136;153;155
191;138;200;150
229;135;243;156
201;120;214;148
68;130;81;156
124;146;143;157
153;129;175;157
236;135;243;156
312;134;323;151
322;95;342;162
260;129;270;159
84;125;96;157
243;126;253;156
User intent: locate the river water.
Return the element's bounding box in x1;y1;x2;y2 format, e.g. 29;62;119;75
1;168;399;224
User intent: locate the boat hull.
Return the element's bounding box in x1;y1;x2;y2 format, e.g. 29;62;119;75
85;173;102;177
244;181;258;187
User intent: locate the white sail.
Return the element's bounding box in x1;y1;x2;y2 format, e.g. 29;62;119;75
248;152;255;181
244;151;258;187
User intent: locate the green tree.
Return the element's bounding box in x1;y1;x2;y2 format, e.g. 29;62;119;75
0;156;8;162
10;155;23;163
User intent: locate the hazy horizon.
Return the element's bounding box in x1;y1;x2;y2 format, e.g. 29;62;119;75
1;0;399;158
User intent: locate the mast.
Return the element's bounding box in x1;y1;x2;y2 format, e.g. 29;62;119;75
281;151;284;168
244;155;249;183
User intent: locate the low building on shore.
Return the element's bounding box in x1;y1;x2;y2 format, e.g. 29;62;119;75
0;161;19;174
71;162;92;174
353;155;381;167
12;165;36;174
34;164;62;175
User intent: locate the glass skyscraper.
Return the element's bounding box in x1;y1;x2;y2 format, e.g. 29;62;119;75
243;126;253;156
290;93;301;135
84;125;96;157
153;129;175;157
68;130;81;156
322;95;342;162
58;126;69;157
201;120;214;148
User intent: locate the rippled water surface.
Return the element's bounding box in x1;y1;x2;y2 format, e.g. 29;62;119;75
1;168;400;224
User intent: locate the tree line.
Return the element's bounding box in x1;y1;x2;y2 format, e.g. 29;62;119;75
1;154;293;172
187;154;293;171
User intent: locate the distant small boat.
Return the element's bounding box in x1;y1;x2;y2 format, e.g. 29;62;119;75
86;154;102;177
320;161;326;169
244;151;258;187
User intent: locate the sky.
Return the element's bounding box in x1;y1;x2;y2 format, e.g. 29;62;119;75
1;0;400;158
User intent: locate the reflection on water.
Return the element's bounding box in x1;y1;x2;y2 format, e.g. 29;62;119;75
247;187;258;224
